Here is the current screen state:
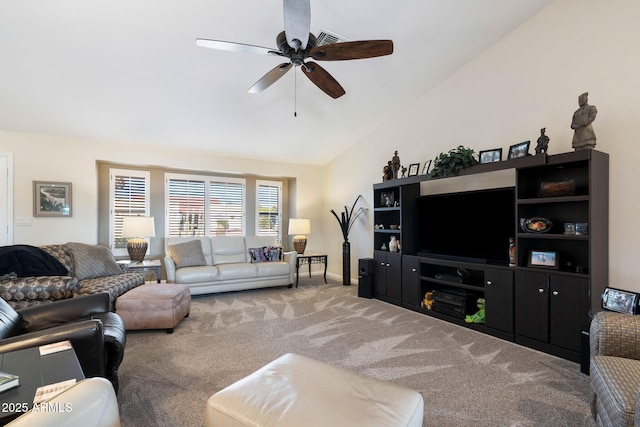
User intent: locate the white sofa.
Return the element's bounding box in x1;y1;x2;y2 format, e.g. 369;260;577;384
164;236;297;296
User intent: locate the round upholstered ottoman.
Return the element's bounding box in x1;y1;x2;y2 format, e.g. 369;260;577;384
115;284;190;333
205;353;424;427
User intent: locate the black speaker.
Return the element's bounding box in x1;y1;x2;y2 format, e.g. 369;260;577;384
358;258;375;298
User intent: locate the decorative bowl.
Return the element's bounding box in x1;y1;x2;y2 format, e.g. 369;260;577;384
522;217;553;233
389;225;399;230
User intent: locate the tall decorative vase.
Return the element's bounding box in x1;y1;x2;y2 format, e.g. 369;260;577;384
342;241;350;286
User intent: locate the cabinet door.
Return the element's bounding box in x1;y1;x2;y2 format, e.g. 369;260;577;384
401;255;420;309
515;271;549;342
373;252;387;296
484;268;514;333
549;275;589;351
386;252;402;301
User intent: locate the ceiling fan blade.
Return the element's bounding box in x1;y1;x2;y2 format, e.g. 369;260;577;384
301;61;345;99
248;63;293;93
310;40;394;61
283;0;310;50
196;38;281;56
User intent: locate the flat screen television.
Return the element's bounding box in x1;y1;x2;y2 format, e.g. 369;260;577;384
416;187;515;265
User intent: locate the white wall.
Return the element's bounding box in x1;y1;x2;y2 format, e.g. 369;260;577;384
325;0;640;291
0;130;325;252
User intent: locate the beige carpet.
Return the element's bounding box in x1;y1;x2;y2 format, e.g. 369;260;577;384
118;279;595;426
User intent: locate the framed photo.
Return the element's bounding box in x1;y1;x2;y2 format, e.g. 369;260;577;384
33;181;72;217
380;191;395;208
602;287;639;315
527;250;559;269
508;141;530;159
479;148;502;164
408;163;420;177
422;160;432;175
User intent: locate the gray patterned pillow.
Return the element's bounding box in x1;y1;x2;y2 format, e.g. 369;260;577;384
68;242;122;280
170;240;206;268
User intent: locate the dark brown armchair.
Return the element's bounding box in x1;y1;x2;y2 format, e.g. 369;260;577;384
0;292;126;393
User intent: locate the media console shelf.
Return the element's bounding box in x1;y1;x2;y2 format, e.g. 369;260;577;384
372;150;608;363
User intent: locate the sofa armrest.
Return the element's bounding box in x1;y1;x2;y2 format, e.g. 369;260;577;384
0;320;105;377
590;310;640;360
19;292;110;333
164;256;176;283
283;251;297;285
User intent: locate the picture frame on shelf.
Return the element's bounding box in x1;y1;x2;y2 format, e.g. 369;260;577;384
602;287;639;315
33;181;72;217
527;250;559;269
421;160;432;175
408;163;420;177
508;141;530;159
479;148;502;164
380;191;395;208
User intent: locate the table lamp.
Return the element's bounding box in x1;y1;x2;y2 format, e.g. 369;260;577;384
288;218;311;254
121;216;155;262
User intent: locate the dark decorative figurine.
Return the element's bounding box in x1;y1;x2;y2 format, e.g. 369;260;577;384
571;92;597;150
401;166;407;178
535;128;549;155
391;151;401;179
382;161;393;181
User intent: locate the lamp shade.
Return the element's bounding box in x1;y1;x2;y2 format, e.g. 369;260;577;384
121;216;155;238
288;218;311;235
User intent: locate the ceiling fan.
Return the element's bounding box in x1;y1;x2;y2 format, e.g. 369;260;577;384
196;0;393;99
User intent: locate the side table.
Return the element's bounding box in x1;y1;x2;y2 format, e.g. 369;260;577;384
295;253;328;287
0;345;85;424
117;259;162;283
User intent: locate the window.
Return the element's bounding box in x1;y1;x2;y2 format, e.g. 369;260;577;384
256;180;282;241
109;168;150;255
165;173;245;237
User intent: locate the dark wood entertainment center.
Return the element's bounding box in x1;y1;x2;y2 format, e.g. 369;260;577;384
372;149;608;362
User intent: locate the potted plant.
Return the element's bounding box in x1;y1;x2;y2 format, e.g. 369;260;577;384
429;145;479;178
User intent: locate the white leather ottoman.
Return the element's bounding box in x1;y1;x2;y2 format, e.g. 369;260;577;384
205;353;424;427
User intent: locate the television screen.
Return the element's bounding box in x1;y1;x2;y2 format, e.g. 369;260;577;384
416;187;515;265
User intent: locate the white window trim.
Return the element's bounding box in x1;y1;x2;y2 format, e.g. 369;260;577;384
164;173;246;237
109;168;151;256
256;179;283;243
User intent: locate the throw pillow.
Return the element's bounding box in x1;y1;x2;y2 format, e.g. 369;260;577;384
169;240;207;268
248;247;267;263
68;242;122;280
249;246;282;263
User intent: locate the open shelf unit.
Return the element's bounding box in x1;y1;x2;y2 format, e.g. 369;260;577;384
371;150;608;362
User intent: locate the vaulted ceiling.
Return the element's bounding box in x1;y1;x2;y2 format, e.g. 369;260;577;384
0;0;553;165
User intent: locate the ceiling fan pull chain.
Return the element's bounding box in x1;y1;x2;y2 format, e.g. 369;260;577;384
294;66;298;117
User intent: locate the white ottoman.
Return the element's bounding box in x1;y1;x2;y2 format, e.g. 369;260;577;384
205;353;424;427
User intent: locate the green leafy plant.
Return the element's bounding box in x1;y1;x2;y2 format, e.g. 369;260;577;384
330;195;367;242
429;145;479;178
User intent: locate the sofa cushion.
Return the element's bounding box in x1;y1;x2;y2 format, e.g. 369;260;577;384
217;263;257;281
40;244;73;272
1;275;78;310
255;261;290;278
175;266;220;284
210;236;247;265
169;240;207;268
68;243;122;280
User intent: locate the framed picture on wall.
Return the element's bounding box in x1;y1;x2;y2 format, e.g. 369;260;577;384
33;181;72;217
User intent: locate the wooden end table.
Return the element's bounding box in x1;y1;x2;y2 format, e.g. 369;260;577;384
295;253;328;287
